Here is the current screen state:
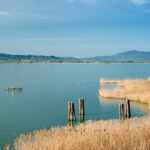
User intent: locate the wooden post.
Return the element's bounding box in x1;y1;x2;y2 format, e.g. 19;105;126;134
68;101;76;126
79;98;85;116
79;98;85;123
124;101;127;119
119;103;122;120
121;103;125;120
72;102;76;121
68;101;72;122
126;99;131;118
119;99;131;120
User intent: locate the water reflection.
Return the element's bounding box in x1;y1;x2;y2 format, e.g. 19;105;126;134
99;79;149;116
99;94;149;117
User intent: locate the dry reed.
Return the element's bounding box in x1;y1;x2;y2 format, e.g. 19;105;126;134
14;116;150;150
100;79;150;104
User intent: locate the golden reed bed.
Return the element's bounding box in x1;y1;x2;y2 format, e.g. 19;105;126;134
100;79;150;104
14;117;150;150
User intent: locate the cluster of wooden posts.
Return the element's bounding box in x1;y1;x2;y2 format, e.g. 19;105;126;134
68;97;85;126
119;99;131;120
68;97;131;126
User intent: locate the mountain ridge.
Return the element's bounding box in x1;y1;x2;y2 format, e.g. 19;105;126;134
0;50;150;63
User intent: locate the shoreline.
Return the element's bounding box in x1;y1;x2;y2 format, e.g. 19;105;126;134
1;62;150;65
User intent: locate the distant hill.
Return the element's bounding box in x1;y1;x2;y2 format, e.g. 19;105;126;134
0;50;150;63
0;53;81;63
89;50;150;62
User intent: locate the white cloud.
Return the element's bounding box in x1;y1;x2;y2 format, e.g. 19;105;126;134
130;0;150;5
0;11;9;16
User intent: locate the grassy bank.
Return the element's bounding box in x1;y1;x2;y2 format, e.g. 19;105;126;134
14;117;150;150
100;79;150;104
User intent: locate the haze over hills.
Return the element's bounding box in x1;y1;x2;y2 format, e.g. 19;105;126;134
0;50;150;63
91;50;150;62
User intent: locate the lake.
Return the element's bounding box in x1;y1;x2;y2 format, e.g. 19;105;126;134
0;63;149;146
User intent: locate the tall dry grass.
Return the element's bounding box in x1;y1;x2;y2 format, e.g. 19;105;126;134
14;117;150;150
100;79;150;104
14;79;150;150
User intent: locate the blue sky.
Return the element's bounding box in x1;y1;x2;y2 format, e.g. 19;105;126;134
0;0;150;57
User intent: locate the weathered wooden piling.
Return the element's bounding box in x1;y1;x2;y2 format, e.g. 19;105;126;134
72;102;76;121
68;101;72;121
119;99;131;120
79;98;85;116
68;101;76;126
79;98;85;123
121;103;125;120
119;103;125;120
126;99;131;118
119;103;122;120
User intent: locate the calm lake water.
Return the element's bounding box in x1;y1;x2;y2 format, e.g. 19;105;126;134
0;63;149;145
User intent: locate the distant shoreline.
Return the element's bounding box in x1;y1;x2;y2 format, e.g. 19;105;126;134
1;50;150;64
0;61;150;64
